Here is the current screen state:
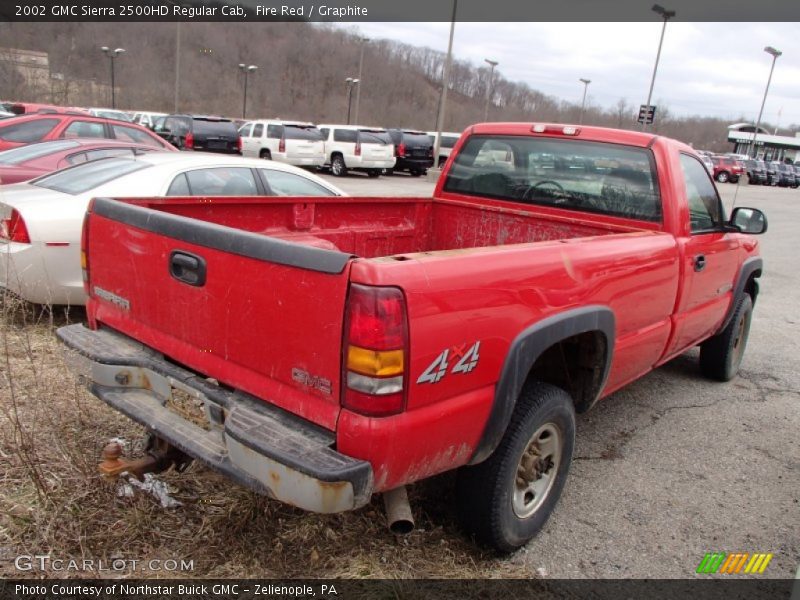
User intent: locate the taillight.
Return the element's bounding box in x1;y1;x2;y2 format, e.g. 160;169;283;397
184;132;194;149
81;200;94;294
343;284;408;417
279;137;286;153
236;136;243;152
0;209;30;243
397;143;406;157
355;141;361;156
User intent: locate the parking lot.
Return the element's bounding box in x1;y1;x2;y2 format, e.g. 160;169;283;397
0;177;797;579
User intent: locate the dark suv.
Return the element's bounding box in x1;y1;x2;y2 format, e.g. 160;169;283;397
386;129;434;176
744;159;767;185
771;161;797;188
155;115;241;154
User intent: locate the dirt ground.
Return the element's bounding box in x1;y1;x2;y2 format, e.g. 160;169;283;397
1;177;797;580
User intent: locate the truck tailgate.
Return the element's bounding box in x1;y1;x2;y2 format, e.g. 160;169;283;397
85;197;354;430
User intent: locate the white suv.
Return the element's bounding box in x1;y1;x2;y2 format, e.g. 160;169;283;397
317;125;396;177
427;131;462;166
239;120;326;168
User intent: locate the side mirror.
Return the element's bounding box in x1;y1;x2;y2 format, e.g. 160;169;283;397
730;207;767;235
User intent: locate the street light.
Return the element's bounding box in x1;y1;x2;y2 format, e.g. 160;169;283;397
353;37;369;125
483;59;498;122
750;46;782;159
579;78;591;125
433;0;458;170
100;46;125;109
345;77;360;124
238;63;258;119
642;4;675;131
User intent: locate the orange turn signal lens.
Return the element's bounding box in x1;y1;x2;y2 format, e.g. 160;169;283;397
347;346;404;377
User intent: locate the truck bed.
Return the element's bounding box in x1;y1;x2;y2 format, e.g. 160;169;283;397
122;195;645;258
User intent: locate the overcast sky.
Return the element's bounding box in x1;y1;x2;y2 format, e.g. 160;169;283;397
337;22;800;128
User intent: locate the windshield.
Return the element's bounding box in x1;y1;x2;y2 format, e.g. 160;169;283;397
0;140;80;165
443;135;661;222
33;157;150;194
284;125;324;141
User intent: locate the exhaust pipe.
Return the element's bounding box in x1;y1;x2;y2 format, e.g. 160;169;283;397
383;486;414;535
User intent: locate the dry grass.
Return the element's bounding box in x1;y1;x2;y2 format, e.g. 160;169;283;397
0;295;526;579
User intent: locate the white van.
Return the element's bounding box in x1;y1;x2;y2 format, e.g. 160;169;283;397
239;120;326;168
317;125;396;177
427;131;462;166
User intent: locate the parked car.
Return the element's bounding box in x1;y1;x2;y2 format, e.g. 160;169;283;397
132;111;167;130
427;131;462;167
0;138;176;185
58;122;766;554
0;113;174;152
0;153;343;305
2;102;89;116
239;120;325;167
0;110;14;120
317;124;396;177
744;159;767;185
770;161;797;188
87;108;133;122
154;115;241;154
386;128;434;176
793;165;800;186
711;155;744;183
700;154;714;175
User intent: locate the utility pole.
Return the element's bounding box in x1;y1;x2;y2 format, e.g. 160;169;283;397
433;0;457;170
353;37;369;124
483;59;498;122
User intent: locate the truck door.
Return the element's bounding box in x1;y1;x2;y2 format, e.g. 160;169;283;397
666;153;740;356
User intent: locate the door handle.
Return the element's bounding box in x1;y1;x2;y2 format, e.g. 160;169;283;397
694;254;706;272
169;251;206;286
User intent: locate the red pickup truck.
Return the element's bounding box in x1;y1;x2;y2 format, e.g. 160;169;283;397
58;123;767;552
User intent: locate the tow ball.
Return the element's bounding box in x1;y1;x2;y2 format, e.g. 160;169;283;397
98;435;193;480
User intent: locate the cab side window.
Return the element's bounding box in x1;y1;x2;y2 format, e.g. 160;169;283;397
680;154;723;233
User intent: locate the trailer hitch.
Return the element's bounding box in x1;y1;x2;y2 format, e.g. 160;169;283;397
99;435;193;480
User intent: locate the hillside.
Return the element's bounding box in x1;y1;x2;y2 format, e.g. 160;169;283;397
0;21;766;151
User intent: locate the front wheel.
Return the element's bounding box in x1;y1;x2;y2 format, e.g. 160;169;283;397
699;294;753;381
716;171;729;183
331;155;347;177
455;381;575;553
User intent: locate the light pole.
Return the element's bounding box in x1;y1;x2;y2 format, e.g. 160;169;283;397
642;4;675;131
174;23;180;112
353;37;369;125
750;46;781;159
238;64;258;119
345;77;360;124
483;59;498;122
433;0;458;170
100;46;125;108
579;78;591;124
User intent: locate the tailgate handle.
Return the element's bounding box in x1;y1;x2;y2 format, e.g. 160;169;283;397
169;251;206;287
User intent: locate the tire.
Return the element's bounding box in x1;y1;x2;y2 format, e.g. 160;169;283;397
699;294;753;382
260;149;272;160
716;171;729;183
383;168;395;176
367;169;381;178
331;155;347;177
455;381;575;553
410;169;422;177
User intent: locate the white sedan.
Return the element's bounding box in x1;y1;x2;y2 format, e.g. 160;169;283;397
0;152;344;305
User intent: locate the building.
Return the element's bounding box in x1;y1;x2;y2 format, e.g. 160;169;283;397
727;123;800;162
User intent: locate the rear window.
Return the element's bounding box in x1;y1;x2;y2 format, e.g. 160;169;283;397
284;125;323;141
402;133;433;147
32;157;149;194
358;130;391;145
0;140;79;164
112;124;161;147
192;119;237;137
0;118;59;143
333;129;357;143
444;135;661;222
441;135;459;148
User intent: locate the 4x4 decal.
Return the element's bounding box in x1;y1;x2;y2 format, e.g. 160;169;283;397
417;342;480;384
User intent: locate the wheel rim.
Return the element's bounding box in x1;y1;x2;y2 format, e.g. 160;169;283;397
512;423;561;519
731;308;750;369
332;158;342;175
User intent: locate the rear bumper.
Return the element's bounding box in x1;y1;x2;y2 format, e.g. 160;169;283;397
57;323;373;513
0;241;85;305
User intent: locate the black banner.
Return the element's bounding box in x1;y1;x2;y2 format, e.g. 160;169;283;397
1;0;799;22
0;579;798;600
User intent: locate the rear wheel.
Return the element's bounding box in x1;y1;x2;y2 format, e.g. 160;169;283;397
455;381;575;553
331;155;347;177
367;169;381;178
410;169;422;177
260;149;272;160
716;171;729;183
699;294;753;381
